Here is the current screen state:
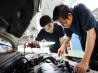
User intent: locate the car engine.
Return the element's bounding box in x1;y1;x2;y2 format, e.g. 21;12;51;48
0;52;79;73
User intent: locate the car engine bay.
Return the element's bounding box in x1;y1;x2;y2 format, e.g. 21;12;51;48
0;50;82;73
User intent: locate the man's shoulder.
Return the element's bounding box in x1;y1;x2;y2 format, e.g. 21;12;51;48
54;23;59;26
76;3;85;6
73;3;87;11
73;3;89;16
54;23;62;28
38;29;45;34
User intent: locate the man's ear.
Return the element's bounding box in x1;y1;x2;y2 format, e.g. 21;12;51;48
68;13;72;19
68;13;72;16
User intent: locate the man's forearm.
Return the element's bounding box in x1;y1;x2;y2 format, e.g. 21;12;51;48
59;37;65;46
82;28;96;64
58;36;71;56
62;36;71;48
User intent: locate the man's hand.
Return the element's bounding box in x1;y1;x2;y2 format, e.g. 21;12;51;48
58;45;66;56
27;41;39;48
74;61;89;73
32;41;39;46
58;36;71;56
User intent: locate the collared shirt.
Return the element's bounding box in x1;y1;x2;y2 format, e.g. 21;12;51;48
65;4;98;49
36;23;64;53
65;4;98;62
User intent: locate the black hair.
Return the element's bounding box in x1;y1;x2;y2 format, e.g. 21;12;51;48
53;4;65;21
53;6;60;21
57;4;72;19
40;15;51;27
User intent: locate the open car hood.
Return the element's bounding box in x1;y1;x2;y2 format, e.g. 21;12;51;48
0;0;40;50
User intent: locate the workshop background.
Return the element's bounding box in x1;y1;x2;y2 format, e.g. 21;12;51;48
20;0;98;55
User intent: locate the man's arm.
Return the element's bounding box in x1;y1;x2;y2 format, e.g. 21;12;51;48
82;27;96;64
75;27;96;73
58;36;71;56
59;36;65;46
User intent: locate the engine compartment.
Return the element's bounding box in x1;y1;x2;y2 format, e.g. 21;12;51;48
8;53;78;73
0;52;77;73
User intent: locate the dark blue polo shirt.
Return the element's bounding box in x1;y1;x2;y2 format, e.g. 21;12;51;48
65;4;98;70
66;4;98;37
65;4;98;59
36;23;64;53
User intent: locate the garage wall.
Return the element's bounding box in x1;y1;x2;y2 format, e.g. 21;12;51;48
92;8;98;21
40;0;65;17
24;0;66;38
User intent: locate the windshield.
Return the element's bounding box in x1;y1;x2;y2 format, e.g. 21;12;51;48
0;37;13;54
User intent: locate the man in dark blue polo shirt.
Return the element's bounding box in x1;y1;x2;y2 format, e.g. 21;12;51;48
28;15;64;53
56;4;98;72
